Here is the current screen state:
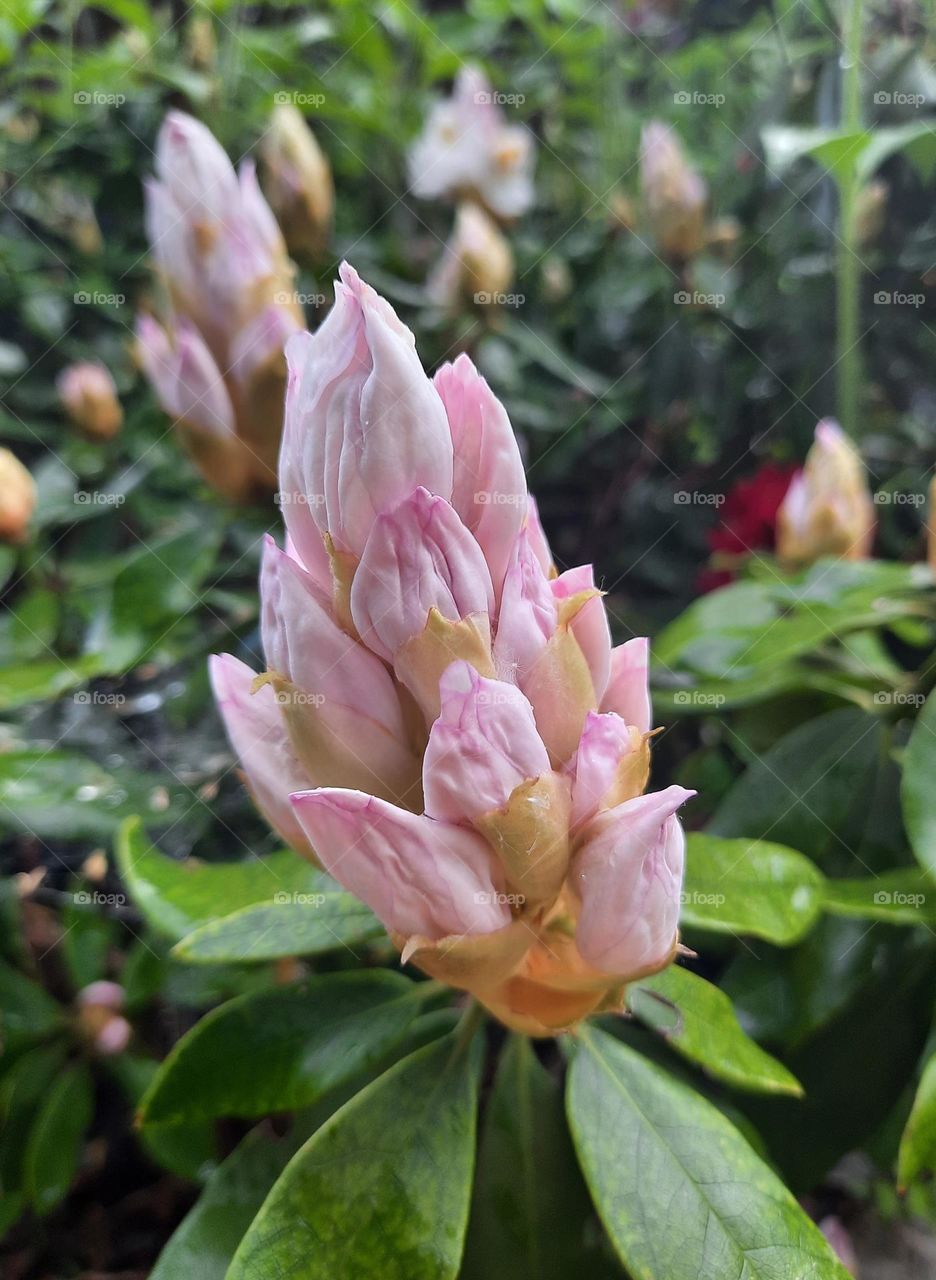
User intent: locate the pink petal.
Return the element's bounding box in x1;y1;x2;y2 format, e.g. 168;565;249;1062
601;637;652;733
423;661;549;823
552;565;611;701
290;788;510;939
569;710;640;830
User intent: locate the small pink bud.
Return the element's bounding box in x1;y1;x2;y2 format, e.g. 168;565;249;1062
350;487;493;663
423;662;549;824
552;565;611;701
96;1016;132;1057
493;528;557;683
776;419;874;566
569;711;649;831
77;980;125;1011
0;448;36;544
57;361;123;440
574;785;694;976
639;121;707;261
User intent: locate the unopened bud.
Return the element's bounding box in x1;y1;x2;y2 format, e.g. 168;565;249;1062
57;361;123;439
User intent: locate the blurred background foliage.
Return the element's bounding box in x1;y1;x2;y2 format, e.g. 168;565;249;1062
4;0;936;1275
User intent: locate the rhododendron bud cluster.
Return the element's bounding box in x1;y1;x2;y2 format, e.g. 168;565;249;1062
777;419;874;567
137;111;302;501
211;263;693;1035
408;66;534;221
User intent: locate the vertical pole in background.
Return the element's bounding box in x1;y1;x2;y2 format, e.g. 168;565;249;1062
836;0;865;437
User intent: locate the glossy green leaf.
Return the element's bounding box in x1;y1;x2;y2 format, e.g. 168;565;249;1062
629;965;803;1096
227;1031;483;1280
823;869;936;924
24;1061;94;1214
172;896;382;964
463;1036;608;1280
0;1043;68;1193
566;1027;850;1280
902;689;936;878
138;971;429;1127
115;817;331;941
898;1053;936;1190
682;834;824;944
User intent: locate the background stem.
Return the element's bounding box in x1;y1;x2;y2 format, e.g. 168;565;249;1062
836;0;865;435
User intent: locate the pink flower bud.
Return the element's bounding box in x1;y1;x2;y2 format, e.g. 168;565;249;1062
57;361;123;440
350;487;493;663
601;637;652;733
279;263;453;561
96;1016;132;1057
639;121;707;261
290;788;510;940
170;322;238;438
423;662;549;823
434;353;526;598
569;711;649;831
493;528;557;682
155;109;239;223
573;785;694;975
209;653;315;857
524;495;554;573
0;448;35;544
409;66;535;221
77;981;125;1011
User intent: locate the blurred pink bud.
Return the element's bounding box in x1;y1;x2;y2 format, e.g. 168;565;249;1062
209;653;315;857
279;263;453;562
524;495;554;573
776;419;874;566
290;788;510;939
409;66;535;221
57;361;123;440
434;353;527;599
639;121;707;261
96;1016;132;1057
423;662;549;823
78;980;125;1011
0;449;35;544
574;785;693;974
155;109;239;223
350;487;493;663
601;637;652;733
171;322;238;438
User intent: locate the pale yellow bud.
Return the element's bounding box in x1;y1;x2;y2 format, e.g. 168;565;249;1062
57;361;123;440
428;201;514;310
0;448;35;543
854;179;888;246
776;420;875;567
260;104;334;259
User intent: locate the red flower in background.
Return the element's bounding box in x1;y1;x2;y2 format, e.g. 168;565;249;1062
698;462;796;592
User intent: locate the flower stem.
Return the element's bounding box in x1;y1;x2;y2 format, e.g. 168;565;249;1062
836;0;865;435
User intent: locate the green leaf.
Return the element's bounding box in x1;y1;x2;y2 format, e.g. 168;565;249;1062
0;753;193;840
24;1061;94;1215
682;834;825;944
0;1043;68;1193
898;1053;936;1190
61;898;118;989
172;896;382;965
902;689;936;877
566;1027;850;1280
628;965;803;1096
854;121;936;183
463;1036;606;1280
227;1031;483;1280
761;124;872;183
115;817;332;941
138;971;429;1127
0;960;63;1047
823;869;936;924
